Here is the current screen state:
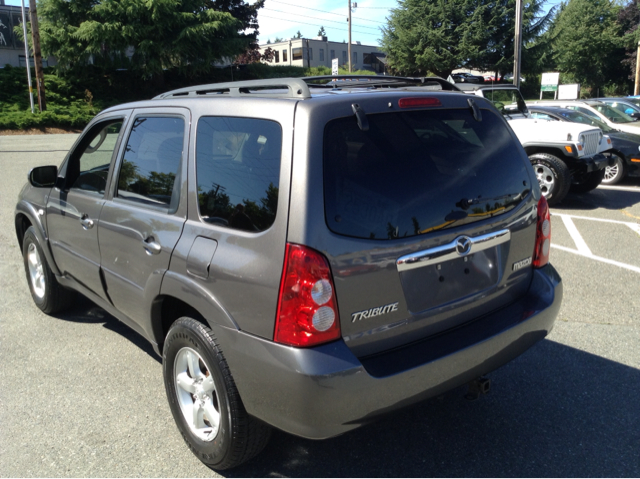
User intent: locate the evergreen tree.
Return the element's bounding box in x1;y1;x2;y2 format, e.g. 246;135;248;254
318;26;326;37
37;0;264;80
294;30;303;39
551;0;624;91
380;0;495;77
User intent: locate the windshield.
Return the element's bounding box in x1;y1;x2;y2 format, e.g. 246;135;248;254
481;88;528;116
323;108;530;240
591;103;637;124
557;110;614;132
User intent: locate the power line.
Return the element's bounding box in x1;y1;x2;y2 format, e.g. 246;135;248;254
259;14;379;38
269;0;386;25
263;7;382;31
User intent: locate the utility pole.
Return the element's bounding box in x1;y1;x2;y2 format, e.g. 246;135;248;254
348;0;352;73
20;0;34;113
513;0;523;90
635;40;640;95
28;0;45;111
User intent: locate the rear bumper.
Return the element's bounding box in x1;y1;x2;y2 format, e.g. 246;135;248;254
217;264;562;439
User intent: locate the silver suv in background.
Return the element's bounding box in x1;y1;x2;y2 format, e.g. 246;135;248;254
16;76;562;469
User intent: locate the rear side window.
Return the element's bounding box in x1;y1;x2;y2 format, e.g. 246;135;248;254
196;117;282;232
323;108;530;240
117;117;184;211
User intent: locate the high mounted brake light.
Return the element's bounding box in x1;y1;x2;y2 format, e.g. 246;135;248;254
275;244;341;347
533;196;551;268
398;97;442;108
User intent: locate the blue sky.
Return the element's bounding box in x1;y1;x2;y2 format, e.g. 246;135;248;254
4;0;562;47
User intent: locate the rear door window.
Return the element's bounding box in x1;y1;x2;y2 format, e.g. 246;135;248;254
196;117;282;232
323;108;530;240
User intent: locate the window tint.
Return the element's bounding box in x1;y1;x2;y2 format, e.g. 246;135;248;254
196;117;282;232
324;109;530;240
69;120;123;194
116;117;184;211
282;49;287;62
292;47;303;61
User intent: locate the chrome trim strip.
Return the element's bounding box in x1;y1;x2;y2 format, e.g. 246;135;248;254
396;229;511;272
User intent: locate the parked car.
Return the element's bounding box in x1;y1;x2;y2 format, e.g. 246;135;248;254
501;73;525;83
529;106;640;184
451;72;484;83
459;83;612;205
596;98;640;120
15;76;561;470
530;99;640;135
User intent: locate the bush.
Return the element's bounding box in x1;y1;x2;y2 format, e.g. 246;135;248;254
0;63;387;131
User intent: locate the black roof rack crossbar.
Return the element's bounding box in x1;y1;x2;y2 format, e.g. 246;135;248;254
153;78;311;100
302;75;461;91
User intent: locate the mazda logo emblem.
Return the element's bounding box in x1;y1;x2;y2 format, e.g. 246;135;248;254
455;236;472;255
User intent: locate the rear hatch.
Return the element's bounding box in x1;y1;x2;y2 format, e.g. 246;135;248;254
320;97;539;358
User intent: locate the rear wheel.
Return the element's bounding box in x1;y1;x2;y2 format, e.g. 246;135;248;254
22;226;76;314
570;169;605;194
529;153;571;206
602;153;625;185
163;317;271;470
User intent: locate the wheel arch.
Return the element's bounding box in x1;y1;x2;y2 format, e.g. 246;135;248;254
14;201;61;276
153;272;240;353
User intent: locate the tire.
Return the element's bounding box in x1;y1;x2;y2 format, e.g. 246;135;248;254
163;317;271;470
529;153;571;207
22;226;76;314
570;168;605;194
602;153;626;185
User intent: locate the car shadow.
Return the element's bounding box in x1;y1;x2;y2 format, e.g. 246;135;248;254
53;294;161;363
224;339;639;477
557;186;640;211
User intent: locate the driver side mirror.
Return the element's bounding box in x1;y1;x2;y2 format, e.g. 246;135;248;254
28;165;58;187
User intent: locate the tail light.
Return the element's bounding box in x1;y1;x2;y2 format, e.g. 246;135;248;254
533;196;551;268
275;244;341;347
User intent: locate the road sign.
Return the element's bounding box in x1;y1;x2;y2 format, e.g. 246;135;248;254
332;58;338;76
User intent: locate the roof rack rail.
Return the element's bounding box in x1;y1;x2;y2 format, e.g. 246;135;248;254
302;75;460;91
154;78;311;100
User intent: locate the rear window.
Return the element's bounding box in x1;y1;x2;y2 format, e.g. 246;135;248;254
323;108;530;240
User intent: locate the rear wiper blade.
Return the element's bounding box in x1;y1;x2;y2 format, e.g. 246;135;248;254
456;191;526;210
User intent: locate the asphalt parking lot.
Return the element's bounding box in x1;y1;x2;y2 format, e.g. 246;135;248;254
1;134;639;477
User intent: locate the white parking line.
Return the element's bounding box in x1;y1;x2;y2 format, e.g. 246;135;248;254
551;213;640;274
552;244;640;274
560;215;592;255
597;185;640;192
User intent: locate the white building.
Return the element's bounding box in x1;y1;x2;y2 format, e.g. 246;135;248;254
0;0;55;68
258;36;386;73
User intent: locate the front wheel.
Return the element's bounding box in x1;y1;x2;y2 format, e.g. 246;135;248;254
570;169;605;194
529;153;571;207
163;317;271;470
22;226;76;314
602;153;625;185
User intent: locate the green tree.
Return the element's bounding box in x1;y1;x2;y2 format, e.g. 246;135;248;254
318;26;326;37
37;0;264;81
551;0;624;91
380;0;492;77
478;0;556;77
294;30;303;39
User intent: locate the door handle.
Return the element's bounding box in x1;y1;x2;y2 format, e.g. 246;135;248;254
79;214;94;230
143;236;162;255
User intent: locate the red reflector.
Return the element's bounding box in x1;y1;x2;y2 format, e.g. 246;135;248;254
275;244;341;347
398;97;442;108
533;196;551;268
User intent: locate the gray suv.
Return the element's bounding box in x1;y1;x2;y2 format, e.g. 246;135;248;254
15;76;562;470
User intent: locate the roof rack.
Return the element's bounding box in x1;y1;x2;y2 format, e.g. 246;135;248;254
153;75;460;100
302;75;460;91
154;78;312;100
